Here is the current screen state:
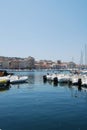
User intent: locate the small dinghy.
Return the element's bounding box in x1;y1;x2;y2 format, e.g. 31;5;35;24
9;75;28;84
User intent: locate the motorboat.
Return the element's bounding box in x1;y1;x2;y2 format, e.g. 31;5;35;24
9;75;28;84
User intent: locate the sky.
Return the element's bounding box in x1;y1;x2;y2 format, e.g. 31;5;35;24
0;0;87;64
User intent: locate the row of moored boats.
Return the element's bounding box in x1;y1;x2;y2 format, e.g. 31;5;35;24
43;73;87;87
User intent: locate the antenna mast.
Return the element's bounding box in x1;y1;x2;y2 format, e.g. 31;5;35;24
85;44;87;66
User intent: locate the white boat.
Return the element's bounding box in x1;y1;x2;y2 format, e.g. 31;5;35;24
9;75;28;84
58;74;70;83
81;75;87;87
46;73;58;81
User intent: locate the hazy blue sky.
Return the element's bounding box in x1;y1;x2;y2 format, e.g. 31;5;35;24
0;0;87;63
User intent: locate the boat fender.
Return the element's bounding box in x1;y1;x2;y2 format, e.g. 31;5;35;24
53;77;58;84
43;75;47;82
78;78;82;86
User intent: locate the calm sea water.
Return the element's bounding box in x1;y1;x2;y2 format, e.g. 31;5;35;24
0;71;87;130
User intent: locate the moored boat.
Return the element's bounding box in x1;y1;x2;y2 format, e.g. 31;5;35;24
9;75;28;84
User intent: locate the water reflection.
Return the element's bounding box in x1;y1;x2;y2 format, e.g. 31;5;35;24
43;79;87;99
78;85;82;91
43;80;58;87
0;85;11;92
53;82;58;87
59;82;68;87
28;74;35;84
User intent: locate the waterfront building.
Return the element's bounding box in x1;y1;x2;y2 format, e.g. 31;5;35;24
67;62;76;69
35;60;54;69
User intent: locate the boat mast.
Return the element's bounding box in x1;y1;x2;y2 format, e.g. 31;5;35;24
80;50;83;66
85;44;87;67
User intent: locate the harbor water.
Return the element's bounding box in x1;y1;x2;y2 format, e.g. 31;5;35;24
0;71;87;130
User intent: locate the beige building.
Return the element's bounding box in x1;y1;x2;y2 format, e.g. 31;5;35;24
0;61;9;69
18;56;35;69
